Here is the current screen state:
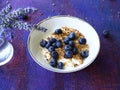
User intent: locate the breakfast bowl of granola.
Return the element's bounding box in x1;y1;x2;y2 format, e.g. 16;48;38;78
28;15;100;73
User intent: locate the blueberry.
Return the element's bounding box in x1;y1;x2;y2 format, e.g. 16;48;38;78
64;37;70;44
50;59;57;67
45;42;51;49
80;51;89;58
103;30;109;38
58;62;64;69
68;32;76;40
48;46;55;52
55;29;62;34
52;42;57;48
69;41;75;47
40;39;47;47
72;48;78;55
64;45;72;51
78;38;86;44
56;40;62;48
51;51;59;59
49;38;56;43
57;39;62;42
64;51;73;58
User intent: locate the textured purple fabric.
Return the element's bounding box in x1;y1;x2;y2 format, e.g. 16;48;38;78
0;0;120;90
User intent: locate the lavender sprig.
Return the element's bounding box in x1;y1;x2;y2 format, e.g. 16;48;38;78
24;7;37;14
0;3;47;40
34;25;48;32
0;7;38;27
12;21;32;31
0;26;5;37
0;6;37;29
0;4;12;18
0;15;15;28
10;7;37;20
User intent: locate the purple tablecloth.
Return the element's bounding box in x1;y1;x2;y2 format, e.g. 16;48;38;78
0;0;120;90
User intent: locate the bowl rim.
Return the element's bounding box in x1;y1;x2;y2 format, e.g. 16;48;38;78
27;15;100;73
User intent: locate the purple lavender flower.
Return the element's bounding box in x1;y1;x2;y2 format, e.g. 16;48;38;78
0;4;12;18
0;27;5;37
36;26;48;32
24;7;37;14
9;7;37;20
0;3;47;41
12;21;32;31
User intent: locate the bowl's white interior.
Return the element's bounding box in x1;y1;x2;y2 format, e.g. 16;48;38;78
28;16;100;73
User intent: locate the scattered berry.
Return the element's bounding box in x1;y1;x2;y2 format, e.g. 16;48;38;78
80;51;89;58
48;46;55;52
78;38;86;44
72;48;78;55
56;40;62;48
58;62;64;69
50;59;57;67
69;41;75;47
45;42;51;49
103;30;109;38
65;51;73;58
52;42;57;48
55;29;62;34
51;51;59;59
49;38;56;43
64;45;72;51
40;39;47;47
68;32;76;40
64;37;70;44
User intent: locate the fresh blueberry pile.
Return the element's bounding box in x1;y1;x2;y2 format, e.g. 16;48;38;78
64;32;89;59
40;29;63;69
40;28;89;69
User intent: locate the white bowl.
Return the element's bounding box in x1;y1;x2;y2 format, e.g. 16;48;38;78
28;15;100;73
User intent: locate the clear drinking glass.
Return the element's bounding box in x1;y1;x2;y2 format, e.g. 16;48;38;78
0;37;13;66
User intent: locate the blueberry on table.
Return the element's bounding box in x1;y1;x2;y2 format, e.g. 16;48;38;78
56;40;62;48
40;39;47;47
68;32;76;40
64;37;70;44
80;51;89;58
45;42;51;49
78;38;86;44
58;62;64;69
51;51;59;59
103;30;110;38
48;46;55;52
50;59;57;67
49;38;56;43
55;29;62;34
69;41;75;47
64;51;73;58
64;45;72;51
72;48;78;55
